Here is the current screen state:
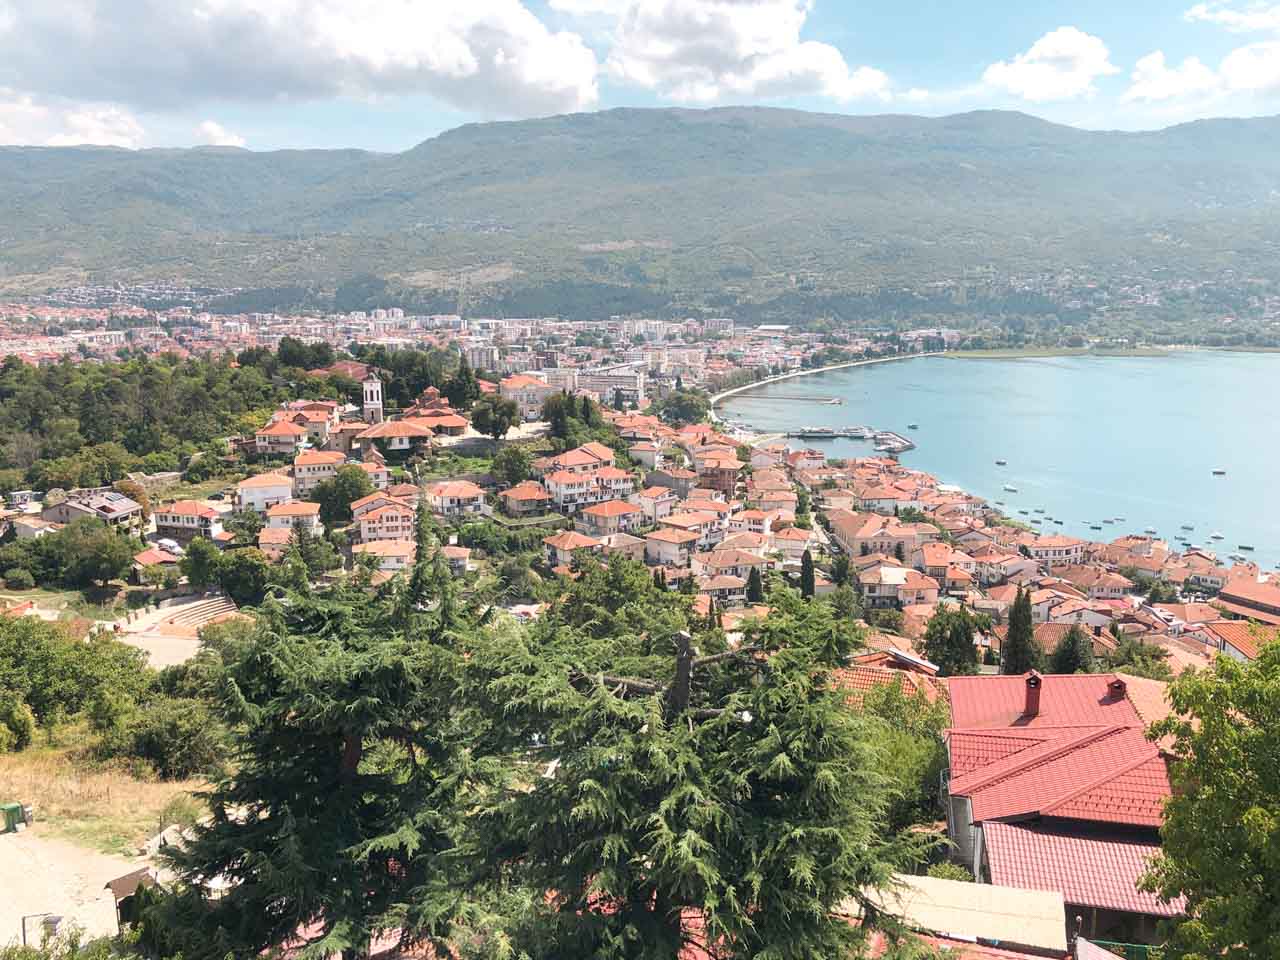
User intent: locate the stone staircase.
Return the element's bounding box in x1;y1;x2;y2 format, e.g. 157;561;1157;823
163;595;239;628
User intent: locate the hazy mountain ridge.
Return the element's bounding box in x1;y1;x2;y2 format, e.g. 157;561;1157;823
2;107;1279;305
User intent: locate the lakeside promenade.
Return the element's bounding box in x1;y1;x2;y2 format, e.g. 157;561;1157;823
709;351;944;422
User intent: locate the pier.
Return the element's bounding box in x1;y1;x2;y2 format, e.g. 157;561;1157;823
741;394;843;404
785;426;875;440
777;425;916;454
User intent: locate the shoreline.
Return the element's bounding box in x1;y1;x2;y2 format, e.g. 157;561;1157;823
709;352;942;421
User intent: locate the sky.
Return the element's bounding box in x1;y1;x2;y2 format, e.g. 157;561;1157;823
1;0;1278;152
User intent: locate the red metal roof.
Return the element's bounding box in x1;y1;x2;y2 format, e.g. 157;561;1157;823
947;674;1142;729
948;726;1169;827
982;821;1185;917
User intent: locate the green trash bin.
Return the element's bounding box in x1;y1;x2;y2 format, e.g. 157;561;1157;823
0;802;23;833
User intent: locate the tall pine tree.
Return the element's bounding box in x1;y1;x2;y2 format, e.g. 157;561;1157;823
800;548;816;599
746;565;764;604
1001;586;1043;674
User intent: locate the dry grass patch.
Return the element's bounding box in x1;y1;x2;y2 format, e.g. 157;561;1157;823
0;738;204;857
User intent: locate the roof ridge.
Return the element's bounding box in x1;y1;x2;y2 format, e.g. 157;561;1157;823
950;725;1117;795
1039;735;1163;816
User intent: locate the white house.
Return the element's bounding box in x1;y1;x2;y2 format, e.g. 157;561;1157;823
236;472;294;513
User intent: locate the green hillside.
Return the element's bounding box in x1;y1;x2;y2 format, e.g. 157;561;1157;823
2;107;1279;313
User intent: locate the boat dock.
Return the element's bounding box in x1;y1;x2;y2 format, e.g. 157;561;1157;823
780;425;916;454
874;431;916;454
785;425;875;440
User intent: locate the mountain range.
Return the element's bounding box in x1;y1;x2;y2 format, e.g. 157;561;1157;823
3;107;1280;316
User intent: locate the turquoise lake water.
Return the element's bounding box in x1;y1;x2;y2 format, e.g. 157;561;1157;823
720;352;1280;570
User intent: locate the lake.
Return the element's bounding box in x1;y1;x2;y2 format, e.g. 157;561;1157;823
719;352;1280;570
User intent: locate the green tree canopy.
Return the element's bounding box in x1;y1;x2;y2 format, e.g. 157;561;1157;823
157;526;489;960
491;444;532;486
1142;639;1280;960
1048;624;1096;674
464;575;929;958
311;464;376;524
180;537;223;591
470;394;519;442
921;605;979;677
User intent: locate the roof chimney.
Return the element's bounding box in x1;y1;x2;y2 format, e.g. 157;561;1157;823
1109;676;1127;701
1022;671;1042;718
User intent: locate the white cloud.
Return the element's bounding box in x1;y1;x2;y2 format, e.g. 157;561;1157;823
0;88;144;146
548;0;631;12
1123;51;1221;101
197;119;246;147
596;0;890;103
1184;2;1280;32
0;0;600;118
1219;41;1280;90
983;27;1120;102
46;105;144;147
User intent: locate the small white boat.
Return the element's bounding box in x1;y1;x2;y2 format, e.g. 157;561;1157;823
1212;469;1226;477
1210;532;1224;540
995;459;1008;466
1180;524;1194;531
1003;484;1018;493
1239;544;1255;552
1144;527;1158;535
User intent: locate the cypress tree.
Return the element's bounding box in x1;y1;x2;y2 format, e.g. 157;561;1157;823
746;566;764;604
1001;586;1043;674
800;549;816;599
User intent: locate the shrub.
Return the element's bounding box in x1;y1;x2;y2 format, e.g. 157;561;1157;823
3;567;34;590
0;694;37;751
159;793;203;830
926;861;974;882
98;696;228;780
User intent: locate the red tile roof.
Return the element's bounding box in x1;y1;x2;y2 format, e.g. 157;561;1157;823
426;480;484;499
982;821;1185;917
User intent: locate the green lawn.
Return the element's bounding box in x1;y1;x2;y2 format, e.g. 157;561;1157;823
0;586;133;621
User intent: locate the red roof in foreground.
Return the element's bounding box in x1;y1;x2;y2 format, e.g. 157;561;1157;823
947;725;1170;827
982;821;1185;917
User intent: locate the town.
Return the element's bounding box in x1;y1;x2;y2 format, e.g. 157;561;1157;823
1;326;1276;960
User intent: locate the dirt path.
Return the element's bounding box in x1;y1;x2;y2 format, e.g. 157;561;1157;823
0;828;144;945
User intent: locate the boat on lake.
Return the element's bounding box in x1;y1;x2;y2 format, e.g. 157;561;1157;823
1003;484;1018;492
1144;527;1158;535
1210;532;1224;540
1053;519;1064;525
1212;469;1226;476
1239;544;1255;552
1181;524;1194;531
907;423;919;430
1103;519;1114;524
995;459;1007;466
1090;524;1103;531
